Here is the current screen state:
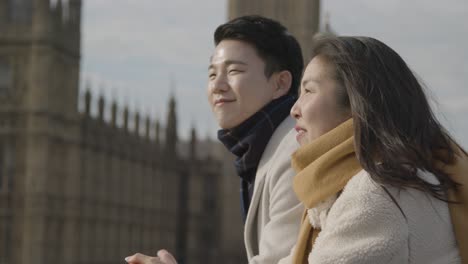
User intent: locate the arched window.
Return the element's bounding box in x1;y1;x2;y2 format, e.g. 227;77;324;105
0;58;12;96
0;141;15;192
0;142;3;190
9;0;33;24
0;140;14;263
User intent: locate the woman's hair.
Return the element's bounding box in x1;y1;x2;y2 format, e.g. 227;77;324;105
311;36;464;200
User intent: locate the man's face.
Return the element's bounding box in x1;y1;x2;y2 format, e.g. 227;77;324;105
207;40;279;129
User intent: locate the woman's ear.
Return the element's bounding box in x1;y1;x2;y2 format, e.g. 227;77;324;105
272;70;292;99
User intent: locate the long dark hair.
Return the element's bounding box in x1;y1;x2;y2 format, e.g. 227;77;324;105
311;36;464;200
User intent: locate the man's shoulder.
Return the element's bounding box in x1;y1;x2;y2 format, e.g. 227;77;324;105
266;116;298;157
256;116;298;178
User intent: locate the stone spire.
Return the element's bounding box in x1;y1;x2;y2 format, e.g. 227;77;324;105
97;94;105;122
123;105;129;132
190;125;197;161
68;0;82;24
155;118;160;147
164;92;178;158
144;116;151;140
111;100;117;127
55;0;63;23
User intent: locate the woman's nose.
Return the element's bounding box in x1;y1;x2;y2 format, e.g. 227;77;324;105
290;101;301;119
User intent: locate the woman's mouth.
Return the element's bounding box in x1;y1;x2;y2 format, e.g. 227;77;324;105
295;126;307;142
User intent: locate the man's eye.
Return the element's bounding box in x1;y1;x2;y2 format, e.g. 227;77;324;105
229;69;242;74
209;73;216;79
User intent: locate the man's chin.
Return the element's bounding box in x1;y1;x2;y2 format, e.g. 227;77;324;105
217;118;242;130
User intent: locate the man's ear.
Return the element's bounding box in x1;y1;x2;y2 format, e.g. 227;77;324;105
272;70;292;99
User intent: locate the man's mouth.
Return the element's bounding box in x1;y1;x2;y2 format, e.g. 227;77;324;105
214;98;235;106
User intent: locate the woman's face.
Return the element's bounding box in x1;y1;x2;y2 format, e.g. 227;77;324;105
291;56;351;146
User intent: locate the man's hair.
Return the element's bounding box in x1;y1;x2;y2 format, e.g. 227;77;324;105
214;15;303;97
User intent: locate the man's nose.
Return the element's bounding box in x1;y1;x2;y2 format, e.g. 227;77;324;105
210;74;229;93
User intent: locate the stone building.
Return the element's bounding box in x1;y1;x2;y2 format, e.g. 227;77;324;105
1;0;326;264
0;1;241;263
228;0;322;62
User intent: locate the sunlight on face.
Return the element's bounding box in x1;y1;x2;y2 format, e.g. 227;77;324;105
207;40;279;129
290;56;351;145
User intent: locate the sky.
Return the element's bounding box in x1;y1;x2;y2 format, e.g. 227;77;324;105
81;0;468;147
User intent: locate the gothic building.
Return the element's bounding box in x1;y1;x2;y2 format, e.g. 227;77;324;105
1;0;325;264
0;1;243;263
228;0;321;62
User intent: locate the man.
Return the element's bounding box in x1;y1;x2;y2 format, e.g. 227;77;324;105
126;15;304;264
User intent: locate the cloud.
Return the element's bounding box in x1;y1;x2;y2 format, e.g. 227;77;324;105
82;0;227;139
440;96;468;113
82;0;222;67
322;0;468;147
82;0;468;145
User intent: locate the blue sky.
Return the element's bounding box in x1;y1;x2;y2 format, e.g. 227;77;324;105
81;0;468;147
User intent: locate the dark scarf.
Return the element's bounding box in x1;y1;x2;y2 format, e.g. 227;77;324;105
218;95;295;220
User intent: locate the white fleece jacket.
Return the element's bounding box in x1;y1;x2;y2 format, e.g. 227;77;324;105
304;169;461;264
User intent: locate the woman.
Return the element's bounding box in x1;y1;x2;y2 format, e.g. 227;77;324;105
288;36;466;263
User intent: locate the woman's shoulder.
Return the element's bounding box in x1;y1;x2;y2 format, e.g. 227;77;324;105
332;170;398;212
325;170;408;229
337;169;450;222
329;170;458;263
341;169;383;197
311;170;410;264
341;169;441;198
335;169;431;220
311;171;457;263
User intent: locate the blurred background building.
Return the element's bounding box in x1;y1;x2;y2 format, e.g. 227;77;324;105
228;0;321;62
0;0;323;263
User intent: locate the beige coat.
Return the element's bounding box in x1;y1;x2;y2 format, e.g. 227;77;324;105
244;116;303;263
